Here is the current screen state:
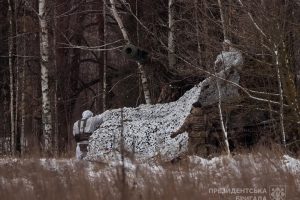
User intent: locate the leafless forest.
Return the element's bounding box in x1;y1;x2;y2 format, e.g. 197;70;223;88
0;0;300;157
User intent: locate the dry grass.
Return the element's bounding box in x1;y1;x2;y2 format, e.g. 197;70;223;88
0;150;299;200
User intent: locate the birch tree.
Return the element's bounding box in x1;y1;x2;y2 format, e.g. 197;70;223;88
8;0;15;156
201;0;209;68
14;0;19;148
217;0;228;40
214;64;230;155
109;0;152;104
193;0;202;66
102;0;107;111
237;0;286;147
168;0;176;68
274;47;286;147
39;0;53;154
216;0;230;155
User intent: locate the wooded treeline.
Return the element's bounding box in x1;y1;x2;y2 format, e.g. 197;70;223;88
0;0;300;156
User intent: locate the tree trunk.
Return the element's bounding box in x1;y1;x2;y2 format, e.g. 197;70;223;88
274;46;286;148
137;63;152;104
168;0;176;68
110;0;129;42
216;0;230;155
102;0;107;111
52;1;59;156
8;0;15;156
109;0;152;104
281;2;300;123
14;0;19;150
202;0;210;69
217;0;228;40
193;0;202;67
214;65;231;156
39;0;53;155
20;6;26;156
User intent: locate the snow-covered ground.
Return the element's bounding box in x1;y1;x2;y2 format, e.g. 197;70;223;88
0;154;299;184
1;154;299;200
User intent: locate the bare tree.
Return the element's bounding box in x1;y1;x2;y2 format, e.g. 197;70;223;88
14;0;20;149
237;0;286;147
193;0;202;66
217;0;228;40
109;0;152;104
52;1;59;156
8;0;15;156
216;0;231;155
39;0;53;154
214;65;231;156
20;5;27;156
102;0;108;111
274;47;286;147
168;0;176;68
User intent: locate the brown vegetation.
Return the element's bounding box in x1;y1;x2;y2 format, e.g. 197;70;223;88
0;148;299;200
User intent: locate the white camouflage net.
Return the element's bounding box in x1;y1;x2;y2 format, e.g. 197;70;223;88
86;81;202;162
86;49;243;162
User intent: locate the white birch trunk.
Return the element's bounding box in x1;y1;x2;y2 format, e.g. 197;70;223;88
109;0;152;104
194;0;202;66
14;0;19;146
137;65;151;103
202;0;209;69
217;0;228;40
214;64;231;155
110;0;129;42
39;0;53;154
103;0;107;111
8;0;15;156
237;0;267;39
216;0;231;154
274;46;286;148
168;0;176;68
137;63;151;104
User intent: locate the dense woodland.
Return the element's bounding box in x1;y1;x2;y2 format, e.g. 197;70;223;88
0;0;300;157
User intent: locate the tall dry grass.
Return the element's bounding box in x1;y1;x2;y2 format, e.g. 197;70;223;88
0;149;299;200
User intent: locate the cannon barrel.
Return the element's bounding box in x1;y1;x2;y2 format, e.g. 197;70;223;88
122;43;148;63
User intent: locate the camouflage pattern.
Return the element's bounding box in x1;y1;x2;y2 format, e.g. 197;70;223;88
172;107;211;156
187;137;206;155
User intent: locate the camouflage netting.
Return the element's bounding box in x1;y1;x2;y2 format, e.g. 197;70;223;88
85;47;244;162
85;66;240;162
85;84;200;162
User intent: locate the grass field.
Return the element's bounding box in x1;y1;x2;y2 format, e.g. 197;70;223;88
0;149;299;200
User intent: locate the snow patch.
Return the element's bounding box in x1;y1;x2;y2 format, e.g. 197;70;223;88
283;155;300;174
